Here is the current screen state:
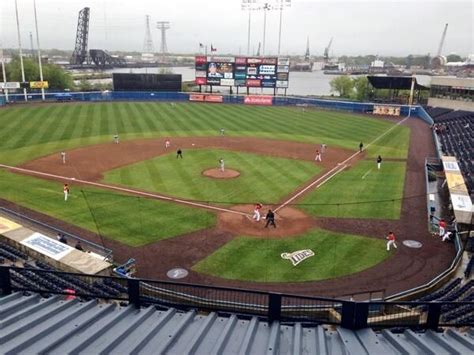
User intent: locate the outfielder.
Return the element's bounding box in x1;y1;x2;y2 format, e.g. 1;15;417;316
386;231;397;251
359;142;364;152
114;134;119;144
252;203;262;222
60;151;66;164
63;183;70;201
219;158;225;172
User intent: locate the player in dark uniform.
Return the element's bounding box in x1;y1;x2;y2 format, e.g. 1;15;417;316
264;209;276;228
377;155;382;169
359;142;364;152
176;148;183;158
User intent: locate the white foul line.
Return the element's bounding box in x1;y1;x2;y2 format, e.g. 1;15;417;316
0;163;250;216
274;115;411;212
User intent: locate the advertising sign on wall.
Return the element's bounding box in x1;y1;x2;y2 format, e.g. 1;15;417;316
244;95;273;106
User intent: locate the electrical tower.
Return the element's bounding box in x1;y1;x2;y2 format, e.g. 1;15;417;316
143;15;154;53
156;21;170;56
70;7;90;65
304;36;310;61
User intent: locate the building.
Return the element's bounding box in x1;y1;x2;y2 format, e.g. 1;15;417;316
428;77;474;112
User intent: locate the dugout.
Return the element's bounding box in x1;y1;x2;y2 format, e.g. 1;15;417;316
367;75;429;105
113;73;182;92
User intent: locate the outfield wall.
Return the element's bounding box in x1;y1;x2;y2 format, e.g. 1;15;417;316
1;90;423;118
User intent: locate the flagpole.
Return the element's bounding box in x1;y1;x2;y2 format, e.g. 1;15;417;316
33;0;45;101
14;0;28;102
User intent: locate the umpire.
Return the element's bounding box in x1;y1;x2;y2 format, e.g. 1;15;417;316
264;209;276;228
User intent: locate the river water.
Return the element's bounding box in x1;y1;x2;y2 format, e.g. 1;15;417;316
87;66;432;97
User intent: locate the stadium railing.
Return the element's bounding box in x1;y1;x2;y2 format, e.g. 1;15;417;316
1;265;472;329
1;90;426;118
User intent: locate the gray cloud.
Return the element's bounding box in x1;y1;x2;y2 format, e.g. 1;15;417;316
0;0;472;56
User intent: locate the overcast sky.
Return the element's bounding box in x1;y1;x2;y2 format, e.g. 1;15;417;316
0;0;472;56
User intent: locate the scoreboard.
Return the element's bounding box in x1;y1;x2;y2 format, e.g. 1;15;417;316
195;56;290;88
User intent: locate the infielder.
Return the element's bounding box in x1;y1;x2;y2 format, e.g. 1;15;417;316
377;155;382;170
220;128;225;136
165;139;171;148
114;134;119;144
63;183;70;201
219;158;225;172
386;231;397;251
314;149;322;162
252;203;262;222
60;151;66;164
321;144;327;153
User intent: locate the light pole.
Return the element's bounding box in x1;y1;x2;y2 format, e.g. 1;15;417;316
33;0;45;101
14;0;27;102
1;47;8;102
262;3;270;56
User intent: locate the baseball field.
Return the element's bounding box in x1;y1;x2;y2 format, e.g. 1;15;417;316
0;101;453;295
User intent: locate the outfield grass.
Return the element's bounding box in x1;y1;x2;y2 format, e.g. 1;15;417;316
193;229;389;282
0;102;408;165
103;149;321;203
0;170;215;246
364;125;410;159
301;161;406;219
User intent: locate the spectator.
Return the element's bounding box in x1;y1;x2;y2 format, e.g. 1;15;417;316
75;241;84;251
57;233;68;244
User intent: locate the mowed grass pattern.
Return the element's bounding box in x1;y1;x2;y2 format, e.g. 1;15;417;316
103;149;322;203
0;170;215;246
301;161;407;219
0;102;408;165
193;230;389;282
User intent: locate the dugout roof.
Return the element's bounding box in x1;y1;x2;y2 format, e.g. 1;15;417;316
368;76;429;90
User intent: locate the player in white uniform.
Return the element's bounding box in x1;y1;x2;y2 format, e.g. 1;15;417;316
60;151;66;164
253;203;262;222
165;139;171;148
314;149;322;162
219;158;225;172
63;184;70;201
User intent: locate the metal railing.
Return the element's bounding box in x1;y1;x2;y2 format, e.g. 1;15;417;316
1;266;472;329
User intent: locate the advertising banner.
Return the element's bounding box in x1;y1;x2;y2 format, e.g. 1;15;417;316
189;94;205;102
276;80;289;88
195;70;206;77
195;77;207;85
235;57;247;65
30;81;49;89
207;78;220;85
246;79;261;87
220;79;235;86
277;72;289;81
278;58;290;65
21;232;74;261
259;65;276;75
207;56;234;63
204;95;224;103
244;95;273;106
0;82;20;89
373;105;401;116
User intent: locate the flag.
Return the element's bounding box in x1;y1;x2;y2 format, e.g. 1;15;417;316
211;44;217;52
199;43;204;48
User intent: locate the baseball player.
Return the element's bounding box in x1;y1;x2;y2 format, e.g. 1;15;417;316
438;219;446;237
220;128;225;136
321;144;327;153
386;231;397;251
264;209;276;228
113;134;119;144
359;142;364;153
60;151;66;164
219;158;225;172
314;149;322;162
176;148;183;159
442;231;452;242
165;139;171;148
377;155;382;170
252;203;263;222
63;183;70;201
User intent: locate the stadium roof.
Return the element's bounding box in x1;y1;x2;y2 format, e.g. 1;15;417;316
1;292;473;354
367;76;429;90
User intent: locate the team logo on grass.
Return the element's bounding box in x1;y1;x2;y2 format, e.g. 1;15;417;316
281;249;314;266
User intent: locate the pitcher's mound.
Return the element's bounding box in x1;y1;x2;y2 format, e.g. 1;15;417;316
202;168;240;179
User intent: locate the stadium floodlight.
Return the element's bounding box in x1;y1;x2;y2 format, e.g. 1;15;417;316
33;0;45;101
14;0;27;102
0;47;8;102
242;0;291;56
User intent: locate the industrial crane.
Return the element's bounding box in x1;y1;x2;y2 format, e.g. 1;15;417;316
431;23;448;69
324;37;333;63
